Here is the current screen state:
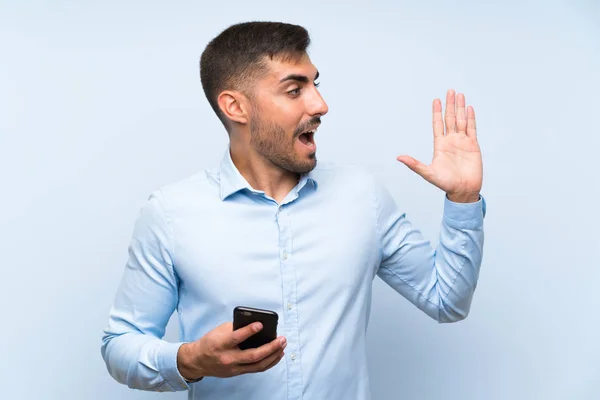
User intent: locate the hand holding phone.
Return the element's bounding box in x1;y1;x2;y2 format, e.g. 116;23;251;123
176;308;285;381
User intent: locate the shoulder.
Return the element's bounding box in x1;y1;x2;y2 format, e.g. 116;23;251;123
146;169;218;212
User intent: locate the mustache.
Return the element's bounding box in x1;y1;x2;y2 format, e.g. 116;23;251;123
294;117;321;137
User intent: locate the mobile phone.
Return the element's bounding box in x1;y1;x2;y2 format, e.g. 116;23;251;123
233;306;279;350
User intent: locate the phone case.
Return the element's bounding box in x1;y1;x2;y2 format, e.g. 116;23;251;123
233;306;279;350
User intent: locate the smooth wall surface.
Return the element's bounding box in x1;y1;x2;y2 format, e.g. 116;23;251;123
1;1;599;399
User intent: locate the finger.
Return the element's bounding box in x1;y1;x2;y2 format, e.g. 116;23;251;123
237;336;286;365
241;350;284;374
466;105;477;138
444;89;456;134
432;99;443;138
259;351;285;372
227;322;263;348
456;93;467;135
396;156;433;182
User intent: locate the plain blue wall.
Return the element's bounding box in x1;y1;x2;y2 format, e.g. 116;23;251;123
1;1;599;399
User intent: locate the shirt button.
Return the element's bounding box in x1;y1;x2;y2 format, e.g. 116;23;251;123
287;302;293;310
290;353;296;360
283;252;288;260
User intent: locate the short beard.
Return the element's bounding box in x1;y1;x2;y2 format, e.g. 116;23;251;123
249;115;319;174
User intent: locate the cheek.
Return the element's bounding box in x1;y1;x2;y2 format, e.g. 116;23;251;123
257;95;303;135
272;97;303;122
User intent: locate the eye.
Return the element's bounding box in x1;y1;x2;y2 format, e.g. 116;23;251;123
314;81;320;88
287;87;301;97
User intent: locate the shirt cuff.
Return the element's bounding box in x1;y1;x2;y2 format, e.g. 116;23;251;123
443;194;486;230
157;341;191;391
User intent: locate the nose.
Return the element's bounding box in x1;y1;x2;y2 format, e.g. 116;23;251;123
307;88;329;117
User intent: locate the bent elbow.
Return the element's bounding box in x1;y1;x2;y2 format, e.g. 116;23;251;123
438;308;469;323
437;298;472;323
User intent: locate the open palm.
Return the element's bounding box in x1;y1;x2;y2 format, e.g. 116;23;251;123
397;90;483;203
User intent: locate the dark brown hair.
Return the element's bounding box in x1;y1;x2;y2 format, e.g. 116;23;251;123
200;21;310;130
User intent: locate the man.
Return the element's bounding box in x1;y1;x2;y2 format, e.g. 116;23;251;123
101;21;485;399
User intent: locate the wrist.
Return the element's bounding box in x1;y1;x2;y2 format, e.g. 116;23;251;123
177;342;204;382
446;192;480;203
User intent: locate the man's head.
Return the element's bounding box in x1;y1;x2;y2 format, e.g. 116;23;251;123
200;21;328;174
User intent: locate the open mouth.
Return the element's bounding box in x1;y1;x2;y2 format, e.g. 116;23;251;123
297;128;317;150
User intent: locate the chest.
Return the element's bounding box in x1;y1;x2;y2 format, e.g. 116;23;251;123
172;191;380;309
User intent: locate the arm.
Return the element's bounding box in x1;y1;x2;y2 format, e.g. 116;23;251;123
375;183;485;322
100;190;190;392
100;191;287;390
384;89;485;322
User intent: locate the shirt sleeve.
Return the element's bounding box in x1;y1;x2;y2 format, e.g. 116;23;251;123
101;190;190;391
374;180;486;323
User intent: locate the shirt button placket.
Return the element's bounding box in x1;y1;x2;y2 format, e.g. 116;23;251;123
276;206;303;399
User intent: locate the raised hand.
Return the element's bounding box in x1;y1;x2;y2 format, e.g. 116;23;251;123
396;89;483;203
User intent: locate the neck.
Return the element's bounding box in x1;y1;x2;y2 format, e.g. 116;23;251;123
229;140;300;204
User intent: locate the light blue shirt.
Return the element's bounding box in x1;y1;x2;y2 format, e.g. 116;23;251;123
101;148;486;400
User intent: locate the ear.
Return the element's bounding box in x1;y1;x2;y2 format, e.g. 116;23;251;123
217;90;249;125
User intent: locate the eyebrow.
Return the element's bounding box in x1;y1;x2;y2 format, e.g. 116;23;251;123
279;70;320;84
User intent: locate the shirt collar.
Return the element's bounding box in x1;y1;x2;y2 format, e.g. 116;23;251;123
218;147;319;201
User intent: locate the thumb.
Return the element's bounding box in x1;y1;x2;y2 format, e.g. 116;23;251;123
396;155;431;180
228;322;262;348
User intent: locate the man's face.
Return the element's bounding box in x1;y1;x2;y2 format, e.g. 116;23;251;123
247;54;328;174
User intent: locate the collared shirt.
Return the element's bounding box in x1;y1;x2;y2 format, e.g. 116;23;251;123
101;148;486;400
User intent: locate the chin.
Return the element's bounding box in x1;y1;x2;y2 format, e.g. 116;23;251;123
283;154;316;174
267;149;317;174
295;157;317;174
